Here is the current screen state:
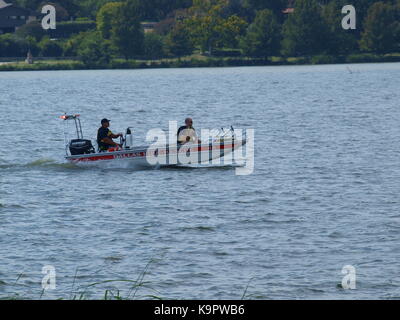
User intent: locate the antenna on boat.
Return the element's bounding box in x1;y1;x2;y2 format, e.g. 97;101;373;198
59;114;83;139
59;113;85;155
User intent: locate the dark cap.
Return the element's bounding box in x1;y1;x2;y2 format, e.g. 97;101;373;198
101;118;110;124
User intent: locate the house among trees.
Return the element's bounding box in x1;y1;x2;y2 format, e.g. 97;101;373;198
0;0;39;34
141;22;158;33
282;7;294;14
282;0;295;14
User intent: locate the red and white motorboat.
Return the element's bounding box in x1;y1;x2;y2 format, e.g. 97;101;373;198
60;114;247;168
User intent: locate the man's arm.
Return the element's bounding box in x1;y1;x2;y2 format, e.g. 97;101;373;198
109;132;122;139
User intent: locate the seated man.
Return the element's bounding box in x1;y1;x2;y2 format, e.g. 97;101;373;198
97;118;123;151
177;118;201;144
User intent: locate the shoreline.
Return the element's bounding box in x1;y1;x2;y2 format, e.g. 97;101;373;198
1;53;399;72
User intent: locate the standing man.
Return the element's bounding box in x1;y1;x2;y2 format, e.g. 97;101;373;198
97;118;123;151
177;118;201;144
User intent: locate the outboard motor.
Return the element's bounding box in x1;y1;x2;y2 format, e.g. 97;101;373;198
125;128;133;149
69;139;95;155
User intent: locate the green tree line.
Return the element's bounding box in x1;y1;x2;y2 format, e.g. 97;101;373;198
1;0;399;66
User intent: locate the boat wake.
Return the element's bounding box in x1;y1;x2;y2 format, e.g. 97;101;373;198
0;158;80;171
27;158;78;169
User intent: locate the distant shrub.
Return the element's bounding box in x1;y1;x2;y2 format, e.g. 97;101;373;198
212;49;242;57
38;37;64;57
381;54;400;62
109;59;139;69
77;32;111;68
228;58;265;66
143;33;165;60
310;55;338;64
15;22;44;41
0;61;84;72
345;53;381;63
0;34;35;57
286;56;309;65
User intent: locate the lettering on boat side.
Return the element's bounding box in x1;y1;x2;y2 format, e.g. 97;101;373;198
114;152;144;159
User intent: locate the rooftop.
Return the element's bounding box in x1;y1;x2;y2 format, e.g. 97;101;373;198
282;8;295;14
0;0;12;9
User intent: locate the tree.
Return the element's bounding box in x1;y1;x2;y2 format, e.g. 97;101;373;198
24;36;40;56
184;0;228;54
38;37;63;57
360;1;400;53
15;21;45;41
110;0;144;59
77;31;111;67
240;9;281;57
96;2;124;39
144;32;165;59
346;0;379;35
63;31;90;56
225;0;250;18
0;34;24;57
219;14;247;48
165;23;194;57
322;0;358;54
281;0;330;56
185;0;246;54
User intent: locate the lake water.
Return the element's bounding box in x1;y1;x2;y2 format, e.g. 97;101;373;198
0;63;400;299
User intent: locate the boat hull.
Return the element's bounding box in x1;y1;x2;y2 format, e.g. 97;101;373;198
65;140;246;167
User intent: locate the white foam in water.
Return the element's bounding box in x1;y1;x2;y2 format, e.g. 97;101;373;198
73;157;150;171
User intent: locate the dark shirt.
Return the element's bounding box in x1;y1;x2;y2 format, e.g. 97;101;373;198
97;127;111;150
